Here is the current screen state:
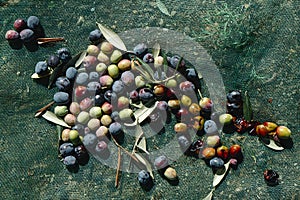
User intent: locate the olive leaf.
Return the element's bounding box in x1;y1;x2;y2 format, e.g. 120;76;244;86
134;66;154;82
124;101;158;126
152;43;160;59
130;101;143;109
259;137;284;151
134;152;154;179
243;91;253;121
212;161;230;187
75;50;87;68
133;125;144;151
96;22;127;51
56;125;62;141
134;57;155;80
128;125;144;171
156;0;171;16
202;188;214;200
137;137;149;154
162;52;169;75
173;56;184;76
42;111;71;128
48;51;85;89
57;125;64;157
197;70;203;79
31;68;53;79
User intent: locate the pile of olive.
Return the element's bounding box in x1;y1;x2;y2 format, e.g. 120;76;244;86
48;28;246;188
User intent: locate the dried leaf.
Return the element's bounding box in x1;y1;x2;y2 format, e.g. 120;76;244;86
62;51;87;72
75;50;87;68
134;153;154;179
198;71;203;79
128;125;144;171
137;137;149;154
130;101;143;109
202;189;214;200
31;68;53;79
125;102;158;126
57;125;64;156
162;52;169;75
134;57;155;80
156;0;171;16
137;101;158;123
133;125;144;147
57;125;62;141
259;137;284;151
42;111;71;128
97;22;127;51
174;56;184;75
243;91;253;121
134;65;154;82
152;43;160;59
212;162;230;187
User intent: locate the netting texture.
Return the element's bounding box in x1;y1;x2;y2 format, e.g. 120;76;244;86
0;0;299;199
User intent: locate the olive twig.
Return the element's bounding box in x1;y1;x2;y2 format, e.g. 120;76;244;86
198;89;203;99
37;37;65;45
35;101;55;117
111;137;141;165
115;147;121;188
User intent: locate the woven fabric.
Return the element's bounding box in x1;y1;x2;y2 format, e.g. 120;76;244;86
0;0;299;199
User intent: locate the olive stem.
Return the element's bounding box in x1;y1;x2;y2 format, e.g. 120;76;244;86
115;147;121;188
35;101;55;117
37;37;65;45
111;137;140;164
198;89;203;99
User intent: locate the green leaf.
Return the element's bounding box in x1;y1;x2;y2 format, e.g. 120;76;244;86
162;52;169;75
156;0;171;16
243;91;253;121
97;22;127;51
174;56;184;75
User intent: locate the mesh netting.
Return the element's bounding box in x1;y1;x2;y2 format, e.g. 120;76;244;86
0;0;299;199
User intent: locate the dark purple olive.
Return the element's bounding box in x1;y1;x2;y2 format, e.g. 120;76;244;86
264;170;279;186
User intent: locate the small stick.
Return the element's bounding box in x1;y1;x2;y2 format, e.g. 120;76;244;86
37;37;65;45
198;89;203;99
128;127;144;170
35;101;55;117
115;147;121;188
111;137;140;164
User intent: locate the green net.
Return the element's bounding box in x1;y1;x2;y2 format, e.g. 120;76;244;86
0;0;299;199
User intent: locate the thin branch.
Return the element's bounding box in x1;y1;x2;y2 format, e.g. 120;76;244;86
111;137;140;164
115;147;121;188
35;101;55;117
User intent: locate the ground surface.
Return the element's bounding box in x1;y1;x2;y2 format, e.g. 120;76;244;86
0;0;299;199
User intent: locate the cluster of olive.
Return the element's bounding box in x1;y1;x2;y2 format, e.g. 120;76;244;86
47;28;249;188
